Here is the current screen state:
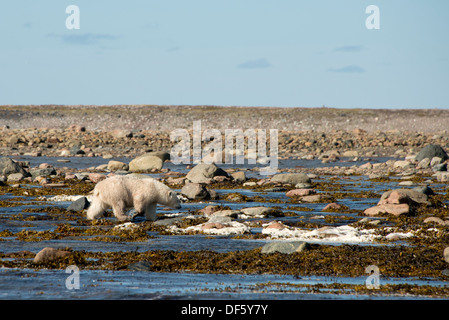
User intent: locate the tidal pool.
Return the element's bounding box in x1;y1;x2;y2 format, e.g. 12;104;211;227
1;156;448;299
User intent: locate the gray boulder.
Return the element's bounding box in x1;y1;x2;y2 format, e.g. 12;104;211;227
129;155;163;172
30;168;57;179
415;145;448;162
67;197;90;211
0;157;29;177
270;173;311;185
186;163;229;184
261;241;310;254
181;183;210;200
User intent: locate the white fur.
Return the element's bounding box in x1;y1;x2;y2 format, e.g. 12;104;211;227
86;175;181;221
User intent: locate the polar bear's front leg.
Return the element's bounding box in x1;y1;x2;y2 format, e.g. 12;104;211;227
86;196;106;220
112;201;131;222
144;203;157;221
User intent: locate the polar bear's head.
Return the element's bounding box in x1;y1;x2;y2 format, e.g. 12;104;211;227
167;190;182;209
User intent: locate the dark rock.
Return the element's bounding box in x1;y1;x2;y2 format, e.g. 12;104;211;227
0;157;29;177
412;185;434;196
261;241;310;254
67;197;90;211
128;261;153;271
181;183;210;200
30;168;57;179
415;144;448;162
186;163;229;184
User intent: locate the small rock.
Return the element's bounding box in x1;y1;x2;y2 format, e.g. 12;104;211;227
33;247;72;264
444;247;449;264
129;155;163;172
286;189;315;197
231;171;246;182
261;241;310;254
364;204;410;217
7;173;24;182
185;163;229;184
243;181;257;187
181;183;210;200
199;205;219;216
240;206;282;217
415;144;448;162
270;173;311;185
88;173;106;183
423;217;449;226
300;194;322;203
323;203;343;211
67;197;90;212
128;261;153;271
107;160;129;171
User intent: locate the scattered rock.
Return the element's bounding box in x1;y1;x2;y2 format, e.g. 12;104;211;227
323;203;343;211
300;194;322;203
423;217;449;226
7;172;25;182
379;188;430;206
33;247;72;264
444;247;449;264
270;173;311;185
261;241;310;254
286;189;315;197
185;163;229;184
128;261;153;271
129;155;164;172
181;183;210;200
0;157;28;177
364;203;410;217
107;160;129;171
415;144;448;162
88;173;106;183
240;206;282;217
231;171;246;182
67;197;90;212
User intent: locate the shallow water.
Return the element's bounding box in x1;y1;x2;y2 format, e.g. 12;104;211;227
1;156;448;300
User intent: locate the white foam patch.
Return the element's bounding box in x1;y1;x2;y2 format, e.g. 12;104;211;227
41;195;93;202
262;222;379;244
169;221;250;236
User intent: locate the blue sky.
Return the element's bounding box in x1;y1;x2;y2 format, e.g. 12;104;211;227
0;0;448;108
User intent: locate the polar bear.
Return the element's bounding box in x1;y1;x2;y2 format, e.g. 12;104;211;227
86;175;181;221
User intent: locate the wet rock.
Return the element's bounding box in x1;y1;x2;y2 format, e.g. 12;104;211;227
88;173;106;183
270;173;311;185
208;215;232;224
185;163;229;184
142;151;170;162
436;172;449;182
415;144;448;162
432;163;447;172
128;261;153;271
240;206;282;217
7;172;25;182
0;156;28;177
129;155;163;172
323;203;343;211
300;194;322;203
394;160;413;169
444;247;449;264
33;247;72;264
199;205;219;216
67;197;90;212
286;189;315;197
261;241;310;254
423;217;449;226
417;158;431;169
379;188;430;206
231;171;246;182
181;183;210;200
412;185;434;196
364;203;410;217
30;167;56;179
107;160;129;171
210;210;241;218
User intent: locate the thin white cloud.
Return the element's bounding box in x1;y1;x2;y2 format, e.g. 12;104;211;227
237;58;272;69
327;65;365;73
334;45;364;53
47;33;120;45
